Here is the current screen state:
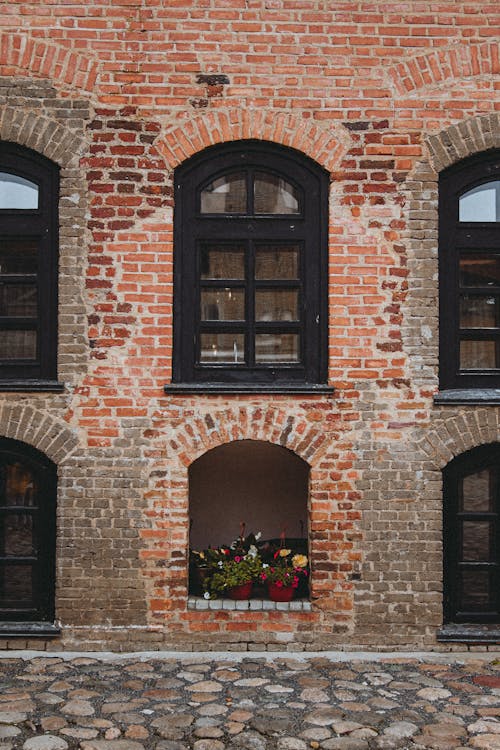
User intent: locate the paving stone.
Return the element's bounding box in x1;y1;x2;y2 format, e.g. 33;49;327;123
0;711;27;724
22;738;69;750
276;739;308;750
383;720;419;738
0;725;21;738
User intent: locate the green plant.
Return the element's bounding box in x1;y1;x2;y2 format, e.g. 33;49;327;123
206;553;262;598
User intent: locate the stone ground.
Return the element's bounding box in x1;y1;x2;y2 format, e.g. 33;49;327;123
1;651;500;750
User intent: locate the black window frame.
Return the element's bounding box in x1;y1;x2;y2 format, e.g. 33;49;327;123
0;142;59;383
444;443;500;624
171;140;329;390
0;438;57;623
439;149;500;390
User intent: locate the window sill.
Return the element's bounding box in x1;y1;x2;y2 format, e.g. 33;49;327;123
0;380;65;393
188;596;311;611
434;389;500;405
0;622;61;638
165;383;334;395
437;623;500;643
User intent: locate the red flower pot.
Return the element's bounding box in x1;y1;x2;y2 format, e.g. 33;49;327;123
268;583;295;602
227;582;253;599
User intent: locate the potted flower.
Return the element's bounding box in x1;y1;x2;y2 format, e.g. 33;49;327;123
206;550;262;599
259;550;309;602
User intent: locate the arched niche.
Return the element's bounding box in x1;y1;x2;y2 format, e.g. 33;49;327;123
189;439;309;551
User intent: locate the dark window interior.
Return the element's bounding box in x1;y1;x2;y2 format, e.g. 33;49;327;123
0;438;56;622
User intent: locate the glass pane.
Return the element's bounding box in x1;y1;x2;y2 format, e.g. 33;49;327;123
255;333;299;363
459;181;500;222
462;521;493;562
200;245;245;280
254;172;300;214
0;239;38;274
1;515;34;556
200;173;246;214
460;295;498;328
0;285;37;317
460;340;499;370
255;245;299;280
0;330;37;360
0;173;38;210
460;256;500;287
255;290;299;321
459;570;492;611
0;462;37;507
462;469;493;512
200;289;244;321
200;333;245;363
0;564;33;603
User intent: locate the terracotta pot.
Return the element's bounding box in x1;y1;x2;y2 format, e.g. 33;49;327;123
227;582;253;599
268;583;295;602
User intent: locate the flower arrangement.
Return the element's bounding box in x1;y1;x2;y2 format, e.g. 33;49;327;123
207;552;262;598
259;549;309;590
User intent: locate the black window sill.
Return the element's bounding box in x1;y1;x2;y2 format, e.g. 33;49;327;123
164;383;335;395
0;622;61;638
434;389;500;405
438;623;500;643
0;380;65;393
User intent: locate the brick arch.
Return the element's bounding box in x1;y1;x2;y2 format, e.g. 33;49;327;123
417;410;500;471
425;112;500;173
168;404;329;469
388;41;500;97
0;32;98;94
0;106;88;168
0;403;79;465
155;109;350;173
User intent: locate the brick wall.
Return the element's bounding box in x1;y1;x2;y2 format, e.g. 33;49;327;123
0;2;498;651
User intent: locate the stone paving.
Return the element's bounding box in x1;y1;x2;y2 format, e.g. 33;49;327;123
1;651;500;750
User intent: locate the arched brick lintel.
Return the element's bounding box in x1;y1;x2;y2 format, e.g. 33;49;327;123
425;113;500;173
0;32;99;94
168;404;331;470
418;410;500;470
0;403;79;465
0;106;88;168
155;109;351;173
388;41;500;97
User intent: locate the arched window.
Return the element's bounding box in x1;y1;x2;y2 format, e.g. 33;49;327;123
0;143;59;384
171;141;329;389
0;439;56;622
443;444;500;623
439;150;500;390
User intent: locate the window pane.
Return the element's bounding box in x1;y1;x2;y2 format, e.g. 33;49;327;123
200;173;246;214
0;331;37;360
200;333;245;363
255;245;299;279
459;570;493;611
462;470;494;512
200;245;245;280
460;340;499;369
0;564;33;603
462;521;494;562
1;515;34;556
460;295;498;328
0;239;38;274
0;285;37;317
459;181;500;222
254;172;300;214
200;289;245;321
255;333;299;363
0;462;37;507
0;173;38;210
255;290;299;321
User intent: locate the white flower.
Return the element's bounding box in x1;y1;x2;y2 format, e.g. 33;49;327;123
255;531;262;541
217;560;223;568
203;591;211;599
248;544;258;558
262;563;269;569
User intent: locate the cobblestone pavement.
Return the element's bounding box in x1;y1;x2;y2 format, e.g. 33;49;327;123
1;651;500;750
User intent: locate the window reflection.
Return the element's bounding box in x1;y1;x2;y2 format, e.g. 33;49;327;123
0;173;38;210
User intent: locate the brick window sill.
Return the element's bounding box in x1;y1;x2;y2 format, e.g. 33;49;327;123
0;380;65;393
437;623;500;643
434;389;500;405
165;383;334;396
0;622;61;638
188;596;311;611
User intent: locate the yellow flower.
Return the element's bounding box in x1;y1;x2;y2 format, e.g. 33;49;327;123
292;554;308;568
279;548;292;557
